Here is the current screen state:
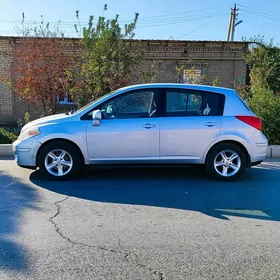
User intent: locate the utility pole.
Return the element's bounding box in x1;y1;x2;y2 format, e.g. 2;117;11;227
230;4;237;41
227;4;242;41
227;7;233;41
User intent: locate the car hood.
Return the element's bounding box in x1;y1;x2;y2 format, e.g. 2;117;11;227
22;113;70;131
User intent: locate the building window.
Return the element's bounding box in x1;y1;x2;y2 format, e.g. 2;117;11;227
183;68;204;84
56;92;76;105
57;74;76;105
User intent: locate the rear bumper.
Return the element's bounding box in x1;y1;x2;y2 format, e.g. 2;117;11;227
246;131;268;164
250;160;263;167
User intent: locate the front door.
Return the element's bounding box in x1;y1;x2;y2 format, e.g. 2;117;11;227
159;89;224;162
86;89;160;163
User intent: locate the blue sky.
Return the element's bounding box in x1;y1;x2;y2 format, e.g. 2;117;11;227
0;0;279;43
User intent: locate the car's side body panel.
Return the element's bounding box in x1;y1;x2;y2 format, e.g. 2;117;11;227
159;116;223;162
86;118;160;162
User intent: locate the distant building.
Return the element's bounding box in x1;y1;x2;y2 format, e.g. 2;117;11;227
0;36;248;124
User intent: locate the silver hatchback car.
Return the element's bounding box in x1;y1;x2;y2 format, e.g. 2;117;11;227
13;83;268;181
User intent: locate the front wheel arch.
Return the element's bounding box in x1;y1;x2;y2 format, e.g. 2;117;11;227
36;138;85;167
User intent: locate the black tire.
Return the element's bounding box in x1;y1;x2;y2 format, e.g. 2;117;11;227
38;140;83;181
205;143;247;181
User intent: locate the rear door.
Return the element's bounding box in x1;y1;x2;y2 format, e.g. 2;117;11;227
159;89;225;162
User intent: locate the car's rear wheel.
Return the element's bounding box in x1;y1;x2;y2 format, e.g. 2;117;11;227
205;143;247;181
38;140;82;180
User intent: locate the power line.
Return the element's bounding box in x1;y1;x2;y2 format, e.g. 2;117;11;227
0;7;223;26
177;24;209;40
129;7;217;21
137;13;228;28
239;8;277;21
239;17;280;31
238;7;280;30
0;12;228;32
0;12;222;26
237;3;278;17
242;19;280;33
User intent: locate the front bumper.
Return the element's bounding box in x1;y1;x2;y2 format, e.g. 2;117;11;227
12;137;42;168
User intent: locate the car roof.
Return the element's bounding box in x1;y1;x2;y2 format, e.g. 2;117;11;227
118;83;236;96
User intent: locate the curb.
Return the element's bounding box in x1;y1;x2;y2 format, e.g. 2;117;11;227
1;144;280;158
0;144;13;156
267;145;280;158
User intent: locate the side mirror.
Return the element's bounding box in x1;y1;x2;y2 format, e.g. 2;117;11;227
92;109;101;126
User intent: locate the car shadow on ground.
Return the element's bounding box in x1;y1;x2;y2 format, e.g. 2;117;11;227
0;170;39;273
30;164;280;222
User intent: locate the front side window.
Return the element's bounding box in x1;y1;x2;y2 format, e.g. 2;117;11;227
165;90;224;116
100;90;157;119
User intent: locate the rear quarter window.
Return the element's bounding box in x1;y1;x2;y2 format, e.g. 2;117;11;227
234;93;252;112
201;90;225;116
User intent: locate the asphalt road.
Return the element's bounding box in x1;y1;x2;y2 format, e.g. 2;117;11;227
1;157;280;280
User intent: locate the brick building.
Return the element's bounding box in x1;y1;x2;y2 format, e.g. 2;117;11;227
0;36;249;124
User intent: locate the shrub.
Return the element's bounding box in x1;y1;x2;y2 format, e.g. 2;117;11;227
247;89;280;145
0;112;30;144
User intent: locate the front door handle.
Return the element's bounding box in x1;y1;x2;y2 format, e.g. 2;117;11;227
143;123;156;129
205;122;218;127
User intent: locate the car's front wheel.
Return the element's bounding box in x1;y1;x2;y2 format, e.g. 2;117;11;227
205;143;247;181
38;140;82;180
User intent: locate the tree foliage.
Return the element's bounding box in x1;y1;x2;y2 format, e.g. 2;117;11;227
11;15;69;115
67;5;144;108
0;112;30;143
242;37;280;144
141;60;160;84
247;89;280;145
246;39;280;94
15;13;64;38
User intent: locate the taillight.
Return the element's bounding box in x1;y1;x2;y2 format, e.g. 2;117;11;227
235;116;262;131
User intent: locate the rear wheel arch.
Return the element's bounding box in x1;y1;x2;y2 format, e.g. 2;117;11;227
204;140;251;167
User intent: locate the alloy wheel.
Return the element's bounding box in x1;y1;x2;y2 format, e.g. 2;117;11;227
44;149;73;177
214;149;241;177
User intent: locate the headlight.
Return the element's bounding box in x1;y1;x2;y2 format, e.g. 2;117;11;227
18;126;40;141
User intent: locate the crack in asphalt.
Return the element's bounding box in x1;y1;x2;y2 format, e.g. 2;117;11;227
118;238;166;279
49;196;166;280
44;246;70;260
49;196;75;246
126;253;166;280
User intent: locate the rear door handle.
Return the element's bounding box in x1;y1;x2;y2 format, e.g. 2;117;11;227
205;122;218;127
143;123;156;129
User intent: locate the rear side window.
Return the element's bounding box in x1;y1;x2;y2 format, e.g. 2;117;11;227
235;93;252;112
165;89;225;117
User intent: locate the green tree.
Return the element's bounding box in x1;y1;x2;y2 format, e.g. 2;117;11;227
241;37;280;144
211;76;220;86
247;89;280;145
68;5;143;108
15;13;64;38
245;39;280;94
141;59;160;84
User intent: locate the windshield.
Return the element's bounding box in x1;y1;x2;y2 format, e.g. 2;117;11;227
73;90;118;115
